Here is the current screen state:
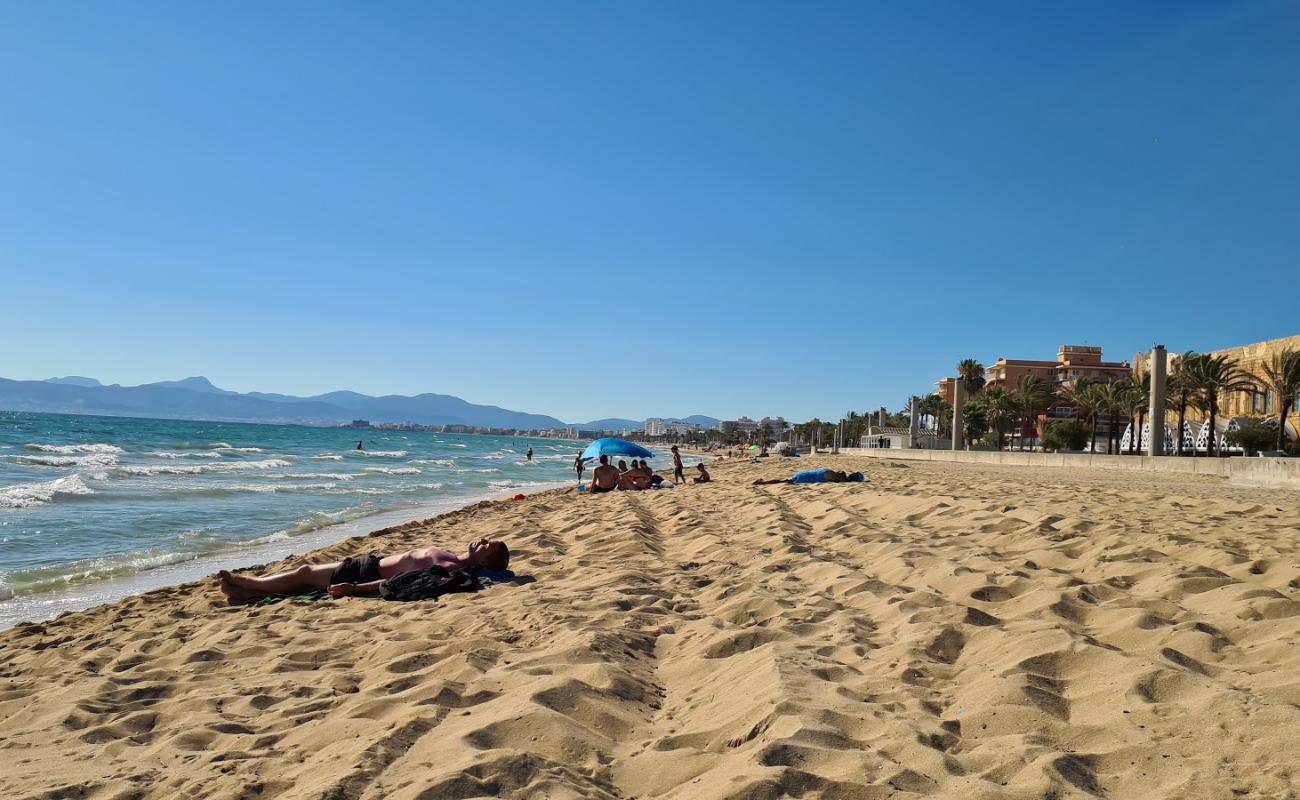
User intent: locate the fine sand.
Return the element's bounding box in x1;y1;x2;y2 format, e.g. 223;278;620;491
2;457;1299;799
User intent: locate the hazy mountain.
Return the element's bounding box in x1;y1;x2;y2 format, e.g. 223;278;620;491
43;376;102;388
573;415;722;431
142;376;233;394
6;376;729;431
676;415;721;429
0;376;566;429
576;418;643;431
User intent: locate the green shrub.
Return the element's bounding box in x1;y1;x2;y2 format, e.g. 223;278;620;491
1042;419;1089;451
1225;418;1278;456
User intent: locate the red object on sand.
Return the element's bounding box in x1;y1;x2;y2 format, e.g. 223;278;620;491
513;493;525;501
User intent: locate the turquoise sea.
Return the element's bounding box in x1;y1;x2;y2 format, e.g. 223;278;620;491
0;411;644;628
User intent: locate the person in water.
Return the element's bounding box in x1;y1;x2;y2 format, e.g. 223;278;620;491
753;469;864;486
693;463;711;484
356;440;364;451
217;539;510;602
589;454;620;494
671;445;685;485
526;446;533;462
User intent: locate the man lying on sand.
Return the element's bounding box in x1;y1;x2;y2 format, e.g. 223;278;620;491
753;468;864;486
217;538;510;602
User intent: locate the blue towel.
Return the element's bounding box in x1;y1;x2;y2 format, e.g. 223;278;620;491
790;468;829;484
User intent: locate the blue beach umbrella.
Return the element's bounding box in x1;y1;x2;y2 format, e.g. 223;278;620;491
580;437;654;462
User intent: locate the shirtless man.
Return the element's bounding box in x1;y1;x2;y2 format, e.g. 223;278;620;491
589;454;620;493
217;538;510;602
671;445;685;484
693;463;711;484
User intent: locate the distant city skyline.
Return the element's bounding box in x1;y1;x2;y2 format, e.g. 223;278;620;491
3;2;1298;422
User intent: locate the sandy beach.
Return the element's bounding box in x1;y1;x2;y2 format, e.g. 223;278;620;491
3;456;1299;799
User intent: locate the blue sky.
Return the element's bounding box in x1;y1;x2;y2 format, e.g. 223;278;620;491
2;1;1297;424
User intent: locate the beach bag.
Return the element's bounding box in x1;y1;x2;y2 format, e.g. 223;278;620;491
378;565;483;602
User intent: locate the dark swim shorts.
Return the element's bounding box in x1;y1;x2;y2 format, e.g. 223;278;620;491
330;553;382;584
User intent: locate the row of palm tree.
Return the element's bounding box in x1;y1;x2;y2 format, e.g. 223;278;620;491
945;359;1057;450
943;348;1299;455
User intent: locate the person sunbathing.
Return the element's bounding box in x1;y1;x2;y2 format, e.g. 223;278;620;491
217;538;510;602
753;468;864;486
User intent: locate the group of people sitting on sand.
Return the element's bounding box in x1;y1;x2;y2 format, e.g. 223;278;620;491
585;451;711;493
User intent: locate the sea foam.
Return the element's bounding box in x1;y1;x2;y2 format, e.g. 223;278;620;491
0;475;95;509
113;459;292;477
8;453;120;468
24;443;125;455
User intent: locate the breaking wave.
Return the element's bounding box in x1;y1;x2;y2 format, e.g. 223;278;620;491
0;474;96;509
8;453;120;468
112;459;292;476
24;443;124;455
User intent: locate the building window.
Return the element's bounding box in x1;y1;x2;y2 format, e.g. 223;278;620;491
1265;389;1273;414
1253;392;1262;414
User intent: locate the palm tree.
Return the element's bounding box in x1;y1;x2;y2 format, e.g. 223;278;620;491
1014;374;1053;450
1063;378;1102;452
1250;349;1300;452
1118;379;1147;454
921;395;943;435
982;388;1016;451
957;359;986;400
1168;352;1203;457
1093;380;1128;454
1187;354;1255;457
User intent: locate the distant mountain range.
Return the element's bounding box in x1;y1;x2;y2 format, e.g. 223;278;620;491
0;375;720;432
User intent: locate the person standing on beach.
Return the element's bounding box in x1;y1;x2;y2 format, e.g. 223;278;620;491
526;446;533;462
574;452;585;482
671;445;685;485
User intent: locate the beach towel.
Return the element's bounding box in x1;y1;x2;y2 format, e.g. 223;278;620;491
379;565;510;602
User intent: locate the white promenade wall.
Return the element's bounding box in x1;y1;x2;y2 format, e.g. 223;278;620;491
834;448;1300;489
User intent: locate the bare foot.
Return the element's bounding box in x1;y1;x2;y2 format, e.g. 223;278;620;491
217;571;252;603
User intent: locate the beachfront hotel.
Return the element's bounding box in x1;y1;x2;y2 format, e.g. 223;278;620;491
935;345;1132;408
934;345;1133;444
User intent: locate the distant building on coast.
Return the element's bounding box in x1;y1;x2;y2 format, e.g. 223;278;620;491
934;345;1133;447
720;416;758;435
936;345;1131;406
644;418;669;436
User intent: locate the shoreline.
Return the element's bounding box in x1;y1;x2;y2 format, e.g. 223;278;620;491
0;479;574;630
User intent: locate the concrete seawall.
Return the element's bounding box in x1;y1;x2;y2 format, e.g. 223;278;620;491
832;448;1300;490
